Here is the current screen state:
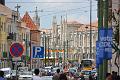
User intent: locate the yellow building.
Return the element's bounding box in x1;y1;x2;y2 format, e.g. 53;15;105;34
0;14;7;58
0;3;12;68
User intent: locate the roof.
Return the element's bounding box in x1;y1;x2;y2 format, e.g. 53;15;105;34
67;20;82;25
78;21;98;32
22;12;38;30
0;4;12;18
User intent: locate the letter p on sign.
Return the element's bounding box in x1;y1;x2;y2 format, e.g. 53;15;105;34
32;46;44;58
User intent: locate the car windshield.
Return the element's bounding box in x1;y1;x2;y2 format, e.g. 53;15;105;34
91;71;96;75
20;72;32;75
4;71;10;75
12;70;16;75
69;68;77;73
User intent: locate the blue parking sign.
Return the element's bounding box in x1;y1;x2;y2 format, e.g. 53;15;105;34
32;46;44;58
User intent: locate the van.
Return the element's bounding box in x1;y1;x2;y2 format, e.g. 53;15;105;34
0;68;12;78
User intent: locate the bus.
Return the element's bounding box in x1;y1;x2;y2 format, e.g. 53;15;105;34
80;59;95;71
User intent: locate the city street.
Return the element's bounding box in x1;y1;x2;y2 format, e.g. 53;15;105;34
0;0;120;80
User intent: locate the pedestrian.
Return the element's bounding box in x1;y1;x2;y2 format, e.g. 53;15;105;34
32;69;42;80
80;73;85;80
106;73;112;80
67;72;74;80
89;74;94;80
52;69;60;80
112;71;117;80
0;70;6;80
59;73;68;80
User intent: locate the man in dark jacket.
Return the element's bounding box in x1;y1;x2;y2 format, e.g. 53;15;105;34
52;69;60;80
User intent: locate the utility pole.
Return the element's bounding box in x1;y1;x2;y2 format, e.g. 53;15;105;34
98;0;103;80
103;0;108;80
89;0;92;59
67;40;68;59
15;4;21;20
48;37;50;66
63;41;65;67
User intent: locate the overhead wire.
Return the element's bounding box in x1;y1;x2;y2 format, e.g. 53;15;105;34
39;5;97;17
6;1;93;3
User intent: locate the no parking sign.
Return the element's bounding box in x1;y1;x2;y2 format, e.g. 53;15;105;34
10;43;24;57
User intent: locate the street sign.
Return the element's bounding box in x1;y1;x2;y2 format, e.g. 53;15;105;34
10;43;24;57
96;27;113;62
32;46;44;58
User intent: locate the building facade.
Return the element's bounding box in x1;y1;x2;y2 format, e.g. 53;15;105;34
111;0;120;74
22;12;41;69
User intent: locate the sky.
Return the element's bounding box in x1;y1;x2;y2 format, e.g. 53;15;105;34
5;0;97;28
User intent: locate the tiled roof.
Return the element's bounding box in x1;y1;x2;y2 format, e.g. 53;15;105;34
22;12;37;30
78;21;98;32
67;20;82;25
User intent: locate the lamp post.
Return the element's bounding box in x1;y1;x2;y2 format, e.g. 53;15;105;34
23;37;28;67
43;32;47;67
85;26;88;59
47;36;50;66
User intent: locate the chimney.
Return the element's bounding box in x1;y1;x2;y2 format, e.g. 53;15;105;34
0;0;5;5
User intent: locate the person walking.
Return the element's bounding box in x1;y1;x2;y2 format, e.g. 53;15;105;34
89;74;94;80
0;71;6;80
32;69;42;80
106;73;112;80
59;73;68;80
52;69;60;80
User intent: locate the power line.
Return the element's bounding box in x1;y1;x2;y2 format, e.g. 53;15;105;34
39;5;96;17
6;1;92;3
18;4;97;14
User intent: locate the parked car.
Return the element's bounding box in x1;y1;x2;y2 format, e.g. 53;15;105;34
43;66;53;76
11;70;17;78
0;68;12;78
40;76;52;80
51;67;63;75
68;67;78;75
80;70;91;79
19;71;32;80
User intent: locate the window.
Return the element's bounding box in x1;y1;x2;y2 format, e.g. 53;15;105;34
0;18;1;31
79;34;83;46
87;34;90;47
4;22;6;32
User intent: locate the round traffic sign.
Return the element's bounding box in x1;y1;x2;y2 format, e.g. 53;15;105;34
10;43;24;57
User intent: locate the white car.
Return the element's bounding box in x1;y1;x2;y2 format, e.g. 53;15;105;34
0;68;12;78
40;76;52;80
19;71;32;80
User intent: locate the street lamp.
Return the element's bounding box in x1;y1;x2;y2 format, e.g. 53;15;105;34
43;32;47;67
23;38;28;67
85;26;88;58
